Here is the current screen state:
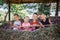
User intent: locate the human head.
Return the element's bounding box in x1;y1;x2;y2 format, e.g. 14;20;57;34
39;13;46;20
32;13;38;20
24;16;30;23
14;14;19;21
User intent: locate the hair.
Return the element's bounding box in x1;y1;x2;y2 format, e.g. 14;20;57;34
24;16;29;19
40;13;46;18
39;12;45;15
14;14;19;17
33;13;38;15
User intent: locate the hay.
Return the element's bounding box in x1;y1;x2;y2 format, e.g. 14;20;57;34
0;26;57;40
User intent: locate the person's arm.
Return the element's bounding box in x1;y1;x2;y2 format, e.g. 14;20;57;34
10;21;13;28
43;19;52;27
49;19;52;26
17;23;22;28
13;24;17;28
13;24;21;29
38;22;44;27
21;23;26;28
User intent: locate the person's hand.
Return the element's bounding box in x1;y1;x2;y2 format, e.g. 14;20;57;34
39;25;44;28
15;26;19;29
32;24;37;27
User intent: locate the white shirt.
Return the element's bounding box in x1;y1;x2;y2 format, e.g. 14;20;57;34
13;21;21;30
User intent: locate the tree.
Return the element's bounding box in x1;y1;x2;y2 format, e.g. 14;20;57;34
38;3;50;16
0;0;4;5
10;4;26;19
0;0;8;21
10;3;38;19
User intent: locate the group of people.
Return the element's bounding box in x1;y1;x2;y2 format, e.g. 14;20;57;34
11;13;52;31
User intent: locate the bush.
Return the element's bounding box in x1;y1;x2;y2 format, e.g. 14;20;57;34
0;26;57;40
54;23;60;40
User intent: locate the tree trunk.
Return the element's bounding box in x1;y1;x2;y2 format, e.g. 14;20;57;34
55;0;58;17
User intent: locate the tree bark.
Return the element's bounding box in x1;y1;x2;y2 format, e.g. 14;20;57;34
55;0;59;17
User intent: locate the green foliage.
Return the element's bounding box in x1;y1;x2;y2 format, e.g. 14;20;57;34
0;13;1;16
23;3;38;13
11;4;25;19
10;3;38;19
0;0;4;5
38;3;50;16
